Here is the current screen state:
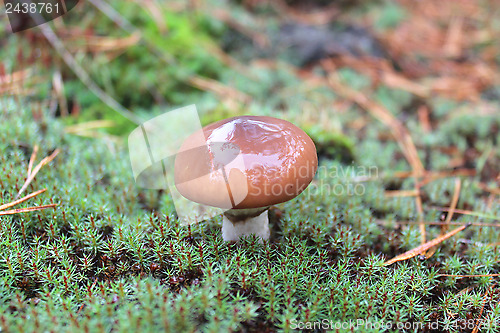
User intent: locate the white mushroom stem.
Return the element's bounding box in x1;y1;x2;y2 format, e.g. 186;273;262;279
222;208;270;242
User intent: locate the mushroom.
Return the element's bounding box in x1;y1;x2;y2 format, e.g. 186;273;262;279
174;116;317;241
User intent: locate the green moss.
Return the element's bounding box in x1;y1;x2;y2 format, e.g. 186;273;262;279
2;74;500;332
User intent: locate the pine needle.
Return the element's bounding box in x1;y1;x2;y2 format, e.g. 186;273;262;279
429;207;500;221
0;188;47;211
376;220;500;228
424;178;461;258
324;65;424;175
353;168;476;182
65;120;115;133
384;189;420;197
27;144;39;177
442;178;462;233
324;62;428;246
0;204;57;216
16;148;60;199
384;223;470;266
437;274;500;278
472;287;493;333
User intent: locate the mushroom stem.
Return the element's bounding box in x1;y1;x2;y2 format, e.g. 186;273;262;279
222;208;270;242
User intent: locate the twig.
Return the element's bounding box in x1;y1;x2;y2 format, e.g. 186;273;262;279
384;224;470;266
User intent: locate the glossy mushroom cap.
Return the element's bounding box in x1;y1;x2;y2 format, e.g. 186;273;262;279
174;116;318;209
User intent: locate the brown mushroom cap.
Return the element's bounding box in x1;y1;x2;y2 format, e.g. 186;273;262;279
174;116;318;209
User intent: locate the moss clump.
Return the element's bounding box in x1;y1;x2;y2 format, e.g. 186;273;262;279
1;97;499;332
303;125;355;163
